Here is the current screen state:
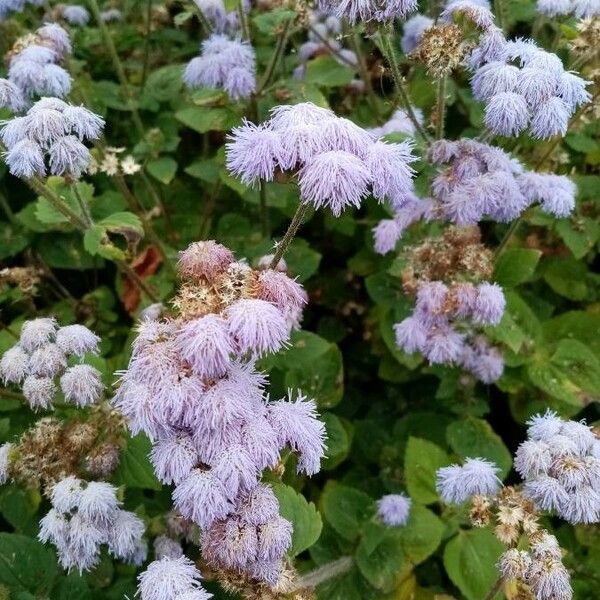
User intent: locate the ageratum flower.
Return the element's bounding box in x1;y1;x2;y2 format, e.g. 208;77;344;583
537;0;600;16
377;493;412;526
137;556;211;600
436;457;501;504
184;34;255;100
317;0;417;24
0;79;27;113
62;5;90;25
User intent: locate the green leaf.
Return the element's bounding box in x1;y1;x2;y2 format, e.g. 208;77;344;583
404;437;450;504
0;223;29;259
113;433;161;490
320;482;375;542
527;339;600;406
0;487;39;533
252;8;295;35
493;248;541;287
272;483;322;556
321;413;351;470
356;525;406;592
35;234;99;270
555;218;600;260
542;311;600;354
542;257;590;301
443;529;504;600
146;157;178;185
83;225;105;255
0;533;58;594
175;106;241;133
284;238;321;283
99;212;144;239
565;133;599;153
144;64;184;103
184;159;221;184
304;56;355;88
399;504;444;565
53;573;92;600
446;417;512;478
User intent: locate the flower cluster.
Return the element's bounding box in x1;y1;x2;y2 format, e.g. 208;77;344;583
429;139;577;224
317;0;417;24
436;457;501;503
294;10;358;81
537;0;600;17
517;410;600;524
61;4;90;26
498;534;572;600
0;317;103;410
114;240;325;585
38;476;146;571
394;280;506;382
377;493;412;526
227;102;416;216
88;146;142;176
0;0;43;20
470;36;590;138
184;34;256;101
5;23;72;102
0;97;104;178
137;556;212;600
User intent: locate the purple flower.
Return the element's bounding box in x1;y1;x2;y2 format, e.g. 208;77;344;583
268;392;326;475
224;66;256;101
236;484;280;526
55;324;100;356
107;510;146;562
137;556;209;600
62;5;90;25
0;116;28;147
416;281;448;315
333;0;417;24
48;135;91;177
573;0;600;17
37;23;72;55
484;92;530;137
240;416;281;470
257;515;292;562
150;433;199;484
377;493;412;526
62;105;105;140
472;282;505;326
523;475;569;512
225;121;284;186
394;315;428;353
367;140;415;204
423;325;465;364
28;343;66;378
373;219;403;255
442;0;495;29
269;102;335;130
514;440;553;478
531;97;570;139
176;314;233;379
537;0;572;15
77;481;119;527
60;364;104;406
472;62;520;101
19;317;58;351
558;71;591;109
212;444;259;497
518;172;576;217
0;78;27;113
22;376;56;410
256;270;307;314
4;139;45;177
173;468;232;527
319;117;374;158
0;346;29;384
298;150;371;217
225;298;289;356
527;409;563;442
437;457;501;504
516;67;560;108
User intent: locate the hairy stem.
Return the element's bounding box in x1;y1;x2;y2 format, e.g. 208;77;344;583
379;30;431;143
139;169;178;243
435;76;447;139
193;3;213;34
87;0;145;138
0;387;26;401
27;176;88;230
0;190;16;224
291;556;354;591
71;181;93;227
259;182;270;238
349;31;381;120
270;203;309;268
257;18;294;94
140;0;154;90
238;0;251;41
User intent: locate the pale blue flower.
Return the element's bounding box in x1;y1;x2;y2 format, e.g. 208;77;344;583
377;493;412;526
0;78;27;113
62;5;90;25
484;91;530;136
531;97;570;139
401;14;433;53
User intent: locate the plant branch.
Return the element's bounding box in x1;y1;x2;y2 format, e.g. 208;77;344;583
87;0;145;138
257;18;294;94
435;76;447;139
290;556;353;591
0;387;26;402
483;576;504;600
378;29;431;143
140;0;153;90
270;203;309;268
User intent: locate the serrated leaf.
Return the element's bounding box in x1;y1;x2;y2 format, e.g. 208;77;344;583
272;483;322;556
404;437;450;504
99;212;144;239
356;526;406;592
304;55;355;87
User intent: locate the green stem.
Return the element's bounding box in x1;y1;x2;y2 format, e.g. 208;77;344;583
139;169;177;243
193;4;213;34
0;190;16;224
349;31;381;120
71;181;93;226
483;576;504;600
435;76;447;139
87;0;145;138
0;387;26;402
308;25;357;68
140;0;153;90
290;556;353;591
270;203;309;268
379;29;431;143
27;176;88;230
259;182;269;238
256;18;294;94
495;214;524;259
237;0;251;41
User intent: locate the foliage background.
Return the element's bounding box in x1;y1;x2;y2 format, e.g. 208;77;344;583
1;0;600;598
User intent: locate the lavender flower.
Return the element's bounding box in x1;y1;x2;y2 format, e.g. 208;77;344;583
55;324;100;356
0;79;27;113
0;346;29;384
62;5;90;25
184;34;256;100
377;493;412;526
484;92;529;136
436;457;501;504
60;364;104;407
518;172;576;217
325;0;417;24
472;282;506;326
137;556;211;600
22;376;56;410
401;14;433;53
0;443;12;484
530;97;570;139
37;23;72;56
367;140;415;204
